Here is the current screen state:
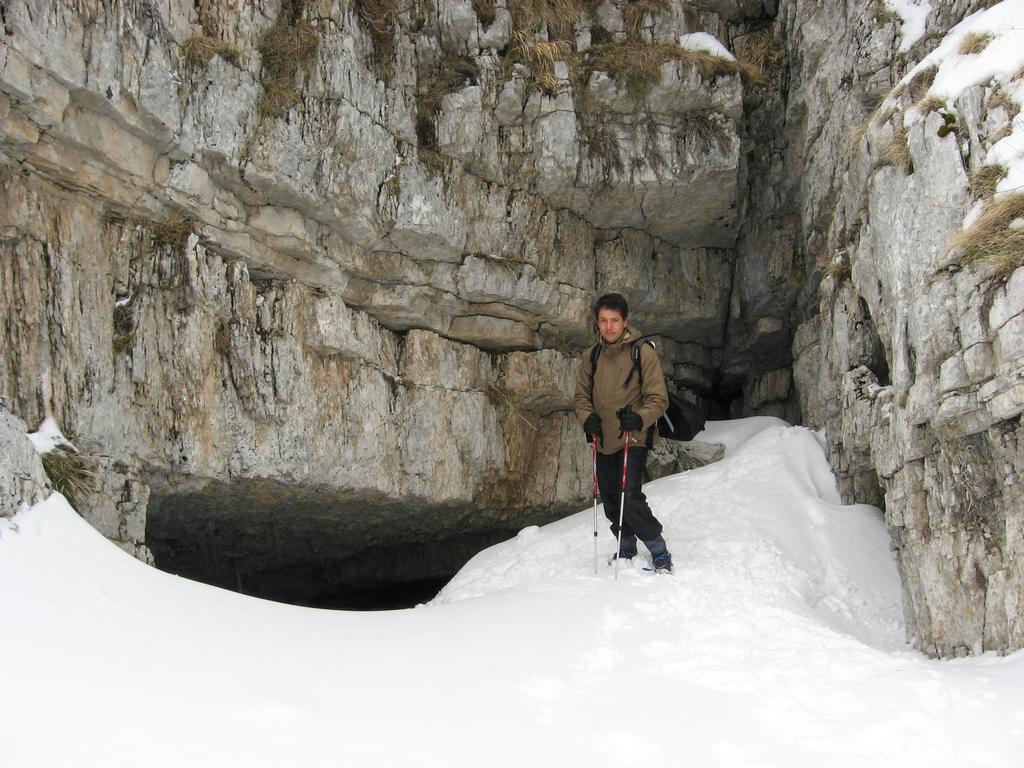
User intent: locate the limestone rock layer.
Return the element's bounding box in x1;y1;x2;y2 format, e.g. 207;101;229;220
782;0;1024;656
1;0;748;603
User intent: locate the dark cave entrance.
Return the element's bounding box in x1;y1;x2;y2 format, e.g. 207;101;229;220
144;479;525;611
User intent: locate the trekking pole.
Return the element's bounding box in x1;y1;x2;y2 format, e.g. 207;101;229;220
615;431;630;581
592;439;599;575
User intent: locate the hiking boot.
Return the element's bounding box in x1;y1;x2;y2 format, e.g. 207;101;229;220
652;552;673;573
613;534;637;561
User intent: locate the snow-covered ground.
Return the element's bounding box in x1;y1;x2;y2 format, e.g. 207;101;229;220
2;419;1023;767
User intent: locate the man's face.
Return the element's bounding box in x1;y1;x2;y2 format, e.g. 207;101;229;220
597;307;627;344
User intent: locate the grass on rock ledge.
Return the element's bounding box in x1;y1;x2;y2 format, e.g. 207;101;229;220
507;0;584;39
256;3;320;119
183;35;242;68
41;448;96;511
882;124;912;174
151;215;194;249
736;27;781;85
959;32;994;56
970;164;1008;201
584;41;742;98
950;194;1024;279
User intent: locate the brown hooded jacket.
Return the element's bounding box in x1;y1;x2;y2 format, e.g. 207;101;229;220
573;326;669;455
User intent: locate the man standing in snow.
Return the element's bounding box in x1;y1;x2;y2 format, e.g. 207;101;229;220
574;293;673;572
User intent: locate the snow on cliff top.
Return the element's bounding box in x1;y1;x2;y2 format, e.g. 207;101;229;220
896;0;1024;198
2;418;1023;767
678;32;736;61
25;415;73;454
885;0;932;52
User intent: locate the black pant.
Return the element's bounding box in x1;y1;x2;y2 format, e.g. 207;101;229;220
596;446;663;548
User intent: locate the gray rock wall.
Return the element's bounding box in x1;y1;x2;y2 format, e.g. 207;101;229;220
0;0;740;350
0;406;50;518
780;0;1024;655
0;164;590;572
0;0;747;594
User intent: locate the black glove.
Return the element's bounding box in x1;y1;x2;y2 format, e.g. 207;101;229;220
617;408;644;435
583;413;602;437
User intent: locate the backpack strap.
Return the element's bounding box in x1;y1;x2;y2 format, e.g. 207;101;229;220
623;338;655;388
586;343;603;448
587;343;601;400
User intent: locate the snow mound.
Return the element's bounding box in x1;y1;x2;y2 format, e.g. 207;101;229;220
2;419;1023;767
678;32;736;61
436;422;904;649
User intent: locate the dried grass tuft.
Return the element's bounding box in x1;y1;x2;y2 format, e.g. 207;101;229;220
514;33;572;68
257;15;320;118
959;31;994;56
582;114;624;183
356;0;400;74
590;24;613;45
259;21;319;75
970;164;1008;200
848;121;869;154
986;86;1021;128
586;41;738;97
915;94;946;115
507;0;582;38
419;54;480;115
737;27;781;85
949;194;1024;278
882;124;912;173
678;112;729;155
822;252;851;283
152;215;193;248
42;447;97;510
183;35;242;68
536;71;560;96
510;31;571;95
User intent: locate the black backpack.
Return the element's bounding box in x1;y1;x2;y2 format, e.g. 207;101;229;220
589;337;705;442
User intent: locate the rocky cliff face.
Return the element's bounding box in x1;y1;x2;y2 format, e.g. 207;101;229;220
0;406;50;518
1;0;1020;653
780;0;1024;656
1;0;752;603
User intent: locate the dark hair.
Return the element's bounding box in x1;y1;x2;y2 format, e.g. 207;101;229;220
593;293;629;319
